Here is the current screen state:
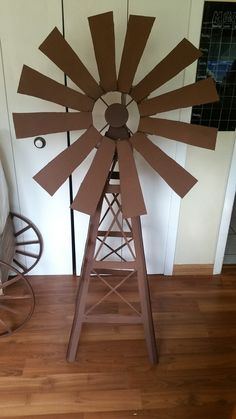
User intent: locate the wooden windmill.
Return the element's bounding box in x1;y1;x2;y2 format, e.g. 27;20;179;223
13;12;219;363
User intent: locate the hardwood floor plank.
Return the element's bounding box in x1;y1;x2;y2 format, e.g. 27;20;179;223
83;404;234;419
0;389;141;417
0;415;84;419
0;405;234;419
198;297;236;312
128;367;236;391
141;388;236;409
0;273;236;417
156;323;209;338
0;372;130;393
30;389;141;410
0;359;25;377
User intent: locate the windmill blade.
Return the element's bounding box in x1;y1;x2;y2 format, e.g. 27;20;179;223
18;65;94;112
130;132;197;197
88;12;117;92
117;140;146;218
139;78;219;116
39;27;103;99
71;137;115;214
139;117;217;150
131;38;202;102
118;15;155;93
34;126;102;195
13;112;92;138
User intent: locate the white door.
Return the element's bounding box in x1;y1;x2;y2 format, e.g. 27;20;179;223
0;0;72;274
0;0;195;275
64;0;195;274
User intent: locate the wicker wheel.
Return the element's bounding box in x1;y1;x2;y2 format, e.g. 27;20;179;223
0;260;35;337
11;212;43;274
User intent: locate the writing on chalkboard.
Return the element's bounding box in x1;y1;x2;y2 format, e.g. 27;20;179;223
191;1;236;131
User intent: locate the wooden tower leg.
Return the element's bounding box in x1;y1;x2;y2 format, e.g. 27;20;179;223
67;170;158;364
67;202;102;362
132;216;158;364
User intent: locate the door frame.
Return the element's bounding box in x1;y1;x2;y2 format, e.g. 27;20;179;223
214;132;236;274
164;0;203;274
180;0;236;275
163;143;186;275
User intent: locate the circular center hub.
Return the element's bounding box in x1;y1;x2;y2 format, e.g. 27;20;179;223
105;103;129;128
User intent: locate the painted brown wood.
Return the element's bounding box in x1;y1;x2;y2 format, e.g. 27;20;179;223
39;27;103;99
131;38;202;102
117;140;146;217
34;126;102;196
118;15;155;93
138;78;219;116
67;167;157;364
88;12;117;92
18;65;94;112
138;117;217;150
0;271;236;418
71;137;115;214
130;132;197;198
13;111;92;138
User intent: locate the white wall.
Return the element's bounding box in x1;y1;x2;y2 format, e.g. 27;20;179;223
174;0;236;267
175;132;236;265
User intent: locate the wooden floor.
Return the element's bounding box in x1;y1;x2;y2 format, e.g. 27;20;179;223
1;271;236;418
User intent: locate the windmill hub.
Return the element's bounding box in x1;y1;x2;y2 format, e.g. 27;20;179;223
105;103;129;128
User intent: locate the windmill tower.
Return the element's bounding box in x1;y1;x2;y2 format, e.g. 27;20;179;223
13;12;219;363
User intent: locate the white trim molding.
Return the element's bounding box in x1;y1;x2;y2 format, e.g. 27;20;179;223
214;132;236;274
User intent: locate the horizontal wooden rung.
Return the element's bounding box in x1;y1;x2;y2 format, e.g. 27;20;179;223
97;230;133;237
93;268;136;276
105;185;120;193
83;314;143;324
93;261;136;269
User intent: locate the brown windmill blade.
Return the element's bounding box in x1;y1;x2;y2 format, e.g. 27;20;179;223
117;140;146;218
88;12;117;92
139;117;217;150
118;15;155;93
131;38;202;102
130;132;197;197
39;27;103;99
13;112;92;138
34;126;102;195
18;65;94;112
139;78;219;116
71;137;115;214
13;12;219;221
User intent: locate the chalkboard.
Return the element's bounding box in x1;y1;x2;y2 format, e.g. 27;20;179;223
191;1;236;131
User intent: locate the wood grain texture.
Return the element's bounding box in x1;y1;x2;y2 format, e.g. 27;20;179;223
173;264;214;275
0;271;236;418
